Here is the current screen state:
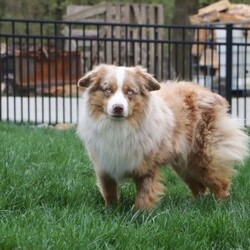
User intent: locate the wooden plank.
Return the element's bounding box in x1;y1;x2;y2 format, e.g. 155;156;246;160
132;4;141;23
66;5;91;15
198;0;231;16
123;3;130;23
190;10;220;24
118;4;128;65
157;4;164;25
105;3;114;64
228;4;250;18
189;14;201;24
113;4;121;64
156;5;164;79
140;4;147;67
148;5;155;74
219;13;248;23
130;5;139;65
201;10;220;23
63;2;108;20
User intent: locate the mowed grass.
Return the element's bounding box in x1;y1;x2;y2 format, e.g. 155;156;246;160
0;122;249;250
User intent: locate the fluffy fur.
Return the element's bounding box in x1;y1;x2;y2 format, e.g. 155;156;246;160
77;64;249;210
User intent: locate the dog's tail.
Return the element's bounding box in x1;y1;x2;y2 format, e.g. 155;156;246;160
212;116;249;174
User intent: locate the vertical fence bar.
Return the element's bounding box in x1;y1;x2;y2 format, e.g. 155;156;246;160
69;23;72;124
154;27;157;77
48;36;51;124
225;24;233;111
174;43;178;77
25;21;31;123
125;25;128;66
139;26;142;66
167;27;171;79
19;36;24;123
182;27;185;78
0;22;2;122
62;36;65;123
11;20;16;123
196;28;200;84
161;42;164;80
218;44;221;95
236;45;240;117
54;22;58;124
40;22;44;124
96;24;100;65
111;25;114;64
243;28;248;127
34;37;38;124
0;75;1;122
75;36;80;124
211;27;215;91
0;54;1;121
5;36;9;121
82;24;86;73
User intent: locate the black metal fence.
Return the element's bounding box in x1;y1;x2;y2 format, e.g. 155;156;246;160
0;19;249;125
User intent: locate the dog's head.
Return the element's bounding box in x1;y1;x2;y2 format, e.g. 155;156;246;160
78;64;160;123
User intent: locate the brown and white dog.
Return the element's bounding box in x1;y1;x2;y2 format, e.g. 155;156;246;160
77;64;249;210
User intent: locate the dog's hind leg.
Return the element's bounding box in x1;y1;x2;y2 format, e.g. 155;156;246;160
201;166;232;200
183;176;207;198
184;159;233;200
96;171;119;206
134;169;164;210
171;164;207;198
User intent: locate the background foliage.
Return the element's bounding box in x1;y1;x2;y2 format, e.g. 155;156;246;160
0;0;249;24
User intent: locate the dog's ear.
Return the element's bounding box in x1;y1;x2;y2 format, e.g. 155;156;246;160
135;66;160;91
77;64;106;89
77;72;93;88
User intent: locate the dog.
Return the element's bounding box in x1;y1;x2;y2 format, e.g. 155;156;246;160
77;64;249;210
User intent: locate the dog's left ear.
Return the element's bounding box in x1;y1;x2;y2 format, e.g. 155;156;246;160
135;66;160;91
77;71;95;89
77;64;106;89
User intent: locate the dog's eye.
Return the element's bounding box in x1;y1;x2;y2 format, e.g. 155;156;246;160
104;88;112;94
127;89;134;96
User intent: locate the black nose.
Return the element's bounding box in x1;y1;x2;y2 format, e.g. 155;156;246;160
113;104;124;115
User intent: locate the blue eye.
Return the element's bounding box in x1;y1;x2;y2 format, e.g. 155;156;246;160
104;88;112;94
127;89;134;96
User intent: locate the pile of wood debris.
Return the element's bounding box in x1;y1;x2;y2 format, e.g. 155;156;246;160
190;0;250;24
190;0;250;78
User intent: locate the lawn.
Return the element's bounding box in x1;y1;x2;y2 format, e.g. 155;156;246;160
0;122;249;249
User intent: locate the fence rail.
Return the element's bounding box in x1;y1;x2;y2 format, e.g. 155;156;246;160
0;19;249;125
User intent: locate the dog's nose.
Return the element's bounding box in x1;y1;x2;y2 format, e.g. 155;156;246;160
113;104;124;115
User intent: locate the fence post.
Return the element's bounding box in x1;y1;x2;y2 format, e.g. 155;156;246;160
0;86;1;121
225;24;233;112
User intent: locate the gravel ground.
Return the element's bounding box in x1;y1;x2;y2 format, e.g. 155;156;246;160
1;96;250;126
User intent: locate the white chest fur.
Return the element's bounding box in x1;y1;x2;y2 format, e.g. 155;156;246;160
77;93;174;182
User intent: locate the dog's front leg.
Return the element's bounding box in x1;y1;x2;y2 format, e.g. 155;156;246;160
134;169;164;210
96;171;119;207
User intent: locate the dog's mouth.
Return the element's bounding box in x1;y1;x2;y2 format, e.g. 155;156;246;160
110;114;126;120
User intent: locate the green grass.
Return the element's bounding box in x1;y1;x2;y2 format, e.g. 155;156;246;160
0;122;249;250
